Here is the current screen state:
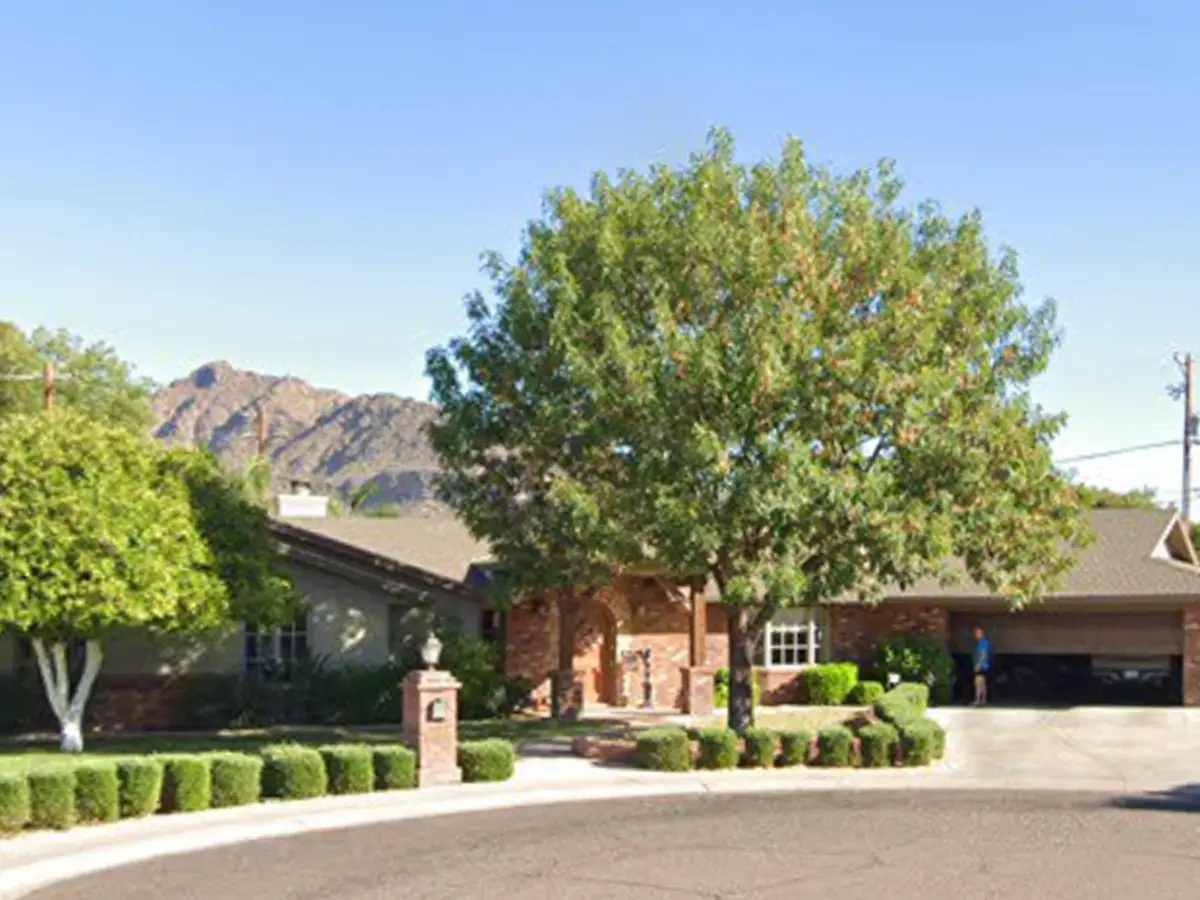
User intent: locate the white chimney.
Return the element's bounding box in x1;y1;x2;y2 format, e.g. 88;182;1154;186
275;479;329;518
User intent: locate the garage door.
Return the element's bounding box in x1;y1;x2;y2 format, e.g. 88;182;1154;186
949;611;1182;656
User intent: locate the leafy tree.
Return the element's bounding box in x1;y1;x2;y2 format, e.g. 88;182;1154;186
0;410;298;750
429;128;1090;733
0;323;155;430
1072;484;1160;509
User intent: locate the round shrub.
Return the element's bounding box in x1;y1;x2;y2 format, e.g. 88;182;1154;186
0;773;31;831
117;758;164;819
801;663;859;705
74;762;119;823
458;739;516;783
901;719;938;767
858;722;898;768
930;720;947;759
872;682;930;726
160;755;212;813
28;769;75;830
778;730;813;767
209;753;263;808
816;725;854;768
319;745;374;795
848;680;885;705
874;635;956;705
372;744;416;790
696;728;738;770
261;745;328;800
634;728;692;772
741;727;777;769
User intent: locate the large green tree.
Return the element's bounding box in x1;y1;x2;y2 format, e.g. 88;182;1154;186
430;129;1091;733
0;410;298;750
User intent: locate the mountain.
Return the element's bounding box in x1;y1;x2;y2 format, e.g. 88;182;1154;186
152;361;442;506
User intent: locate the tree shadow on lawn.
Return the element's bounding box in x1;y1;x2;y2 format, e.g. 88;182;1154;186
1111;784;1200;813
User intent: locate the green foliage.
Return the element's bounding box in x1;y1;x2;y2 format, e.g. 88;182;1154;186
27;769;75;830
457;739;517;783
899;718;940;767
930;719;947;759
847;680;885;705
634;728;693;772
713;667;761;709
319;745;374;795
0;773;31;831
874;636;956;704
696;728;739;770
800;663;859;705
816;726;855;767
117;758;164;818
372;745;417;790
260;745;327;800
741;727;777;768
858;722;899;768
873;682;931;727
160;756;213;813
208;753;264;808
1075;484;1159;509
73;762;119;823
778;730;813;767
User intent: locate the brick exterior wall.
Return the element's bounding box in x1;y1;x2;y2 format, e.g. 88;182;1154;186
756;669;805;704
1184;607;1200;707
829;603;950;670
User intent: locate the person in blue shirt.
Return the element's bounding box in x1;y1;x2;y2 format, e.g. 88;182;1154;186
972;627;991;707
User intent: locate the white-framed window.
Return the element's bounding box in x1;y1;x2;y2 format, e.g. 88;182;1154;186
244;609;309;679
754;607;824;668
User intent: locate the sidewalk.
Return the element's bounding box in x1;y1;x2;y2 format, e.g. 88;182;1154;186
0;748;1172;900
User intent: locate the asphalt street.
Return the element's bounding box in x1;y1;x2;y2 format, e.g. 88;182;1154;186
24;790;1200;900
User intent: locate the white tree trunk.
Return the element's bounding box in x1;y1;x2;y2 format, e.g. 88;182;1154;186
31;639;104;752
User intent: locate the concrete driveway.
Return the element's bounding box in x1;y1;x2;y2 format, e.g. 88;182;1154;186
930;706;1200;791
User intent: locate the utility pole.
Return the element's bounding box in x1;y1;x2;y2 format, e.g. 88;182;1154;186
1172;353;1196;521
42;361;56;412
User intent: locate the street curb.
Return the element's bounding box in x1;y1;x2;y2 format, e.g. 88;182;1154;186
0;766;1149;900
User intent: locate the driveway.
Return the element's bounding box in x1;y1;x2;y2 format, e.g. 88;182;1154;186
931;706;1200;790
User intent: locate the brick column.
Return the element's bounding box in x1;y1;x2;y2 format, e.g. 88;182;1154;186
1183;608;1200;707
681;666;715;716
403;670;462;787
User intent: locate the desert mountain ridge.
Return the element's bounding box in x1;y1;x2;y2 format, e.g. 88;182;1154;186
152;361;443;507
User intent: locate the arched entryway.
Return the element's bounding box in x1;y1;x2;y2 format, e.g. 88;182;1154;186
573;587;635;706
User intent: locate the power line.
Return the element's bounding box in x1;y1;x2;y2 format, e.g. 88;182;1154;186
1054;440;1179;466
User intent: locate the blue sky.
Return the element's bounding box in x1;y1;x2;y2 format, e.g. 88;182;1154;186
2;1;1198;500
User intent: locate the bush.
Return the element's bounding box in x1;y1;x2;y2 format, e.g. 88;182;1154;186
696;728;739;770
741;727;777;769
815;726;854;767
28;769;74;830
848;680;885;705
874;636;956;705
73;762;119;823
209;753;264;808
800;663;859;705
634;727;692;772
160;755;212;813
372;745;417;790
319;745;374;795
873;682;930;727
858;722;899;768
778;730;813;767
0;773;31;831
117;758;164;819
458;739;516;782
930;719;947;759
261;745;327;800
713;667;762;709
900;718;939;767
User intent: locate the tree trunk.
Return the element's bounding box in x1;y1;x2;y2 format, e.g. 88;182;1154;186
726;608;758;736
31;638;104;752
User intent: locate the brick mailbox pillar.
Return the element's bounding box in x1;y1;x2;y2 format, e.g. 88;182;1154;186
681;667;715;716
403;668;462;787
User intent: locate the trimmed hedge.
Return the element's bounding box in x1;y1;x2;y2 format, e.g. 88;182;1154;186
372;744;417;790
0;773;31;831
930;719;947;759
801;663;859;705
900;718;939;767
847;680;885;705
458;739;516;783
261;745;328;800
74;762;120;823
696;728;739;770
778;730;812;767
209;753;264;808
741;727;777;769
634;728;692;772
815;725;854;768
28;769;75;830
117;758;164;819
160;756;212;813
320;745;374;795
873;682;930;726
858;722;898;768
